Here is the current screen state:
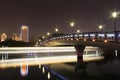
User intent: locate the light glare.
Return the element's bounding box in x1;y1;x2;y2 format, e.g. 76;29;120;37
70;22;75;27
99;25;103;29
112;11;118;18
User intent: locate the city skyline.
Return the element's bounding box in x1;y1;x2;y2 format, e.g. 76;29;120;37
0;0;120;41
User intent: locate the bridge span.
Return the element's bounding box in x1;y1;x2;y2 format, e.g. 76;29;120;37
42;31;120;50
41;31;120;64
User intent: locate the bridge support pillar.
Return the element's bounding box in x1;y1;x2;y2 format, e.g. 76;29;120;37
74;45;85;62
115;31;119;42
74;45;86;72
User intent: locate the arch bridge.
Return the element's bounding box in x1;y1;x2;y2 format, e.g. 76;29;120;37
41;31;120;62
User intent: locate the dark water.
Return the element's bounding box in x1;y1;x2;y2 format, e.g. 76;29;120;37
48;53;120;80
0;66;46;80
0;52;120;80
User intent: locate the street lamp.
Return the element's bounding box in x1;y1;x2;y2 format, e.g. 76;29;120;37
99;25;103;30
38;39;41;42
112;11;118;32
77;29;80;33
98;25;103;32
70;22;75;33
70;22;75;27
112;11;119;42
55;28;59;32
47;32;50;36
42;36;45;39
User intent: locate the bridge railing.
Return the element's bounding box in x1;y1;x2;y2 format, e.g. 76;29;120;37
42;31;120;45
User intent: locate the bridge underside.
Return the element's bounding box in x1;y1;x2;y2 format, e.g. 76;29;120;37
44;40;120;52
74;45;85;62
44;40;120;63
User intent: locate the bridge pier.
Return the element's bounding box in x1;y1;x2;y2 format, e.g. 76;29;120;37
115;31;119;42
74;45;86;72
74;45;85;62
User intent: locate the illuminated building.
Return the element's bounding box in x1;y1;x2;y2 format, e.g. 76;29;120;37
1;33;7;42
12;34;21;41
21;25;29;42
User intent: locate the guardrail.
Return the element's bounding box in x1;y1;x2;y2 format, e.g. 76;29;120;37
43;31;120;44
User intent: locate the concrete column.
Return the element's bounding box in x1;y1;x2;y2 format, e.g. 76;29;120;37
82;33;84;39
95;32;98;40
88;32;90;40
74;45;86;72
115;31;119;42
74;45;85;62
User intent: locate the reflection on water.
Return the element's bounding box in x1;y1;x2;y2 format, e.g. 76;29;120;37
20;64;28;76
0;50;120;80
49;52;120;80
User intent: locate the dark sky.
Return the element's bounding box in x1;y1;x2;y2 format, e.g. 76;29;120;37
0;0;120;41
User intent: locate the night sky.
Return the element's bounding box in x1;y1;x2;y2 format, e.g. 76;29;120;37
0;0;120;41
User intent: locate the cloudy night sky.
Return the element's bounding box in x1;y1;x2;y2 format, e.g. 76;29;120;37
0;0;120;41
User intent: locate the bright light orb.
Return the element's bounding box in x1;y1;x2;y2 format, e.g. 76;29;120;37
47;32;50;36
42;36;45;39
77;30;80;33
99;25;103;29
70;22;75;27
112;12;118;18
55;28;59;32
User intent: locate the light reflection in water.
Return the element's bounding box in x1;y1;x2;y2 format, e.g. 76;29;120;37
0;46;104;69
0;48;105;80
20;64;28;76
115;50;118;57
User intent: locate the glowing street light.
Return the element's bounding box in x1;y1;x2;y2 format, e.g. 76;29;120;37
98;25;103;32
70;22;75;27
112;11;118;18
112;11;118;32
42;36;45;39
70;21;75;33
47;32;50;36
77;29;80;33
55;28;59;32
98;25;103;30
38;39;41;42
111;11;119;42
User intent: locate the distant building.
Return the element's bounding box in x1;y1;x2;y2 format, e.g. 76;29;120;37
12;33;21;41
1;33;7;42
21;25;29;42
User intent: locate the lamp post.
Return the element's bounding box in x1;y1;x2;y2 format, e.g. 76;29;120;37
112;11;118;42
42;36;45;39
112;11;118;32
47;32;50;36
98;25;103;32
55;28;59;32
70;22;75;33
70;22;75;27
77;29;80;33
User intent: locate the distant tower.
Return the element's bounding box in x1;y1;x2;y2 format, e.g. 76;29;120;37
1;33;7;42
21;25;29;42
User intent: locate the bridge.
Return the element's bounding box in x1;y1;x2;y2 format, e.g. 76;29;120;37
1;31;119;68
40;31;120;63
41;31;120;50
42;31;120;46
